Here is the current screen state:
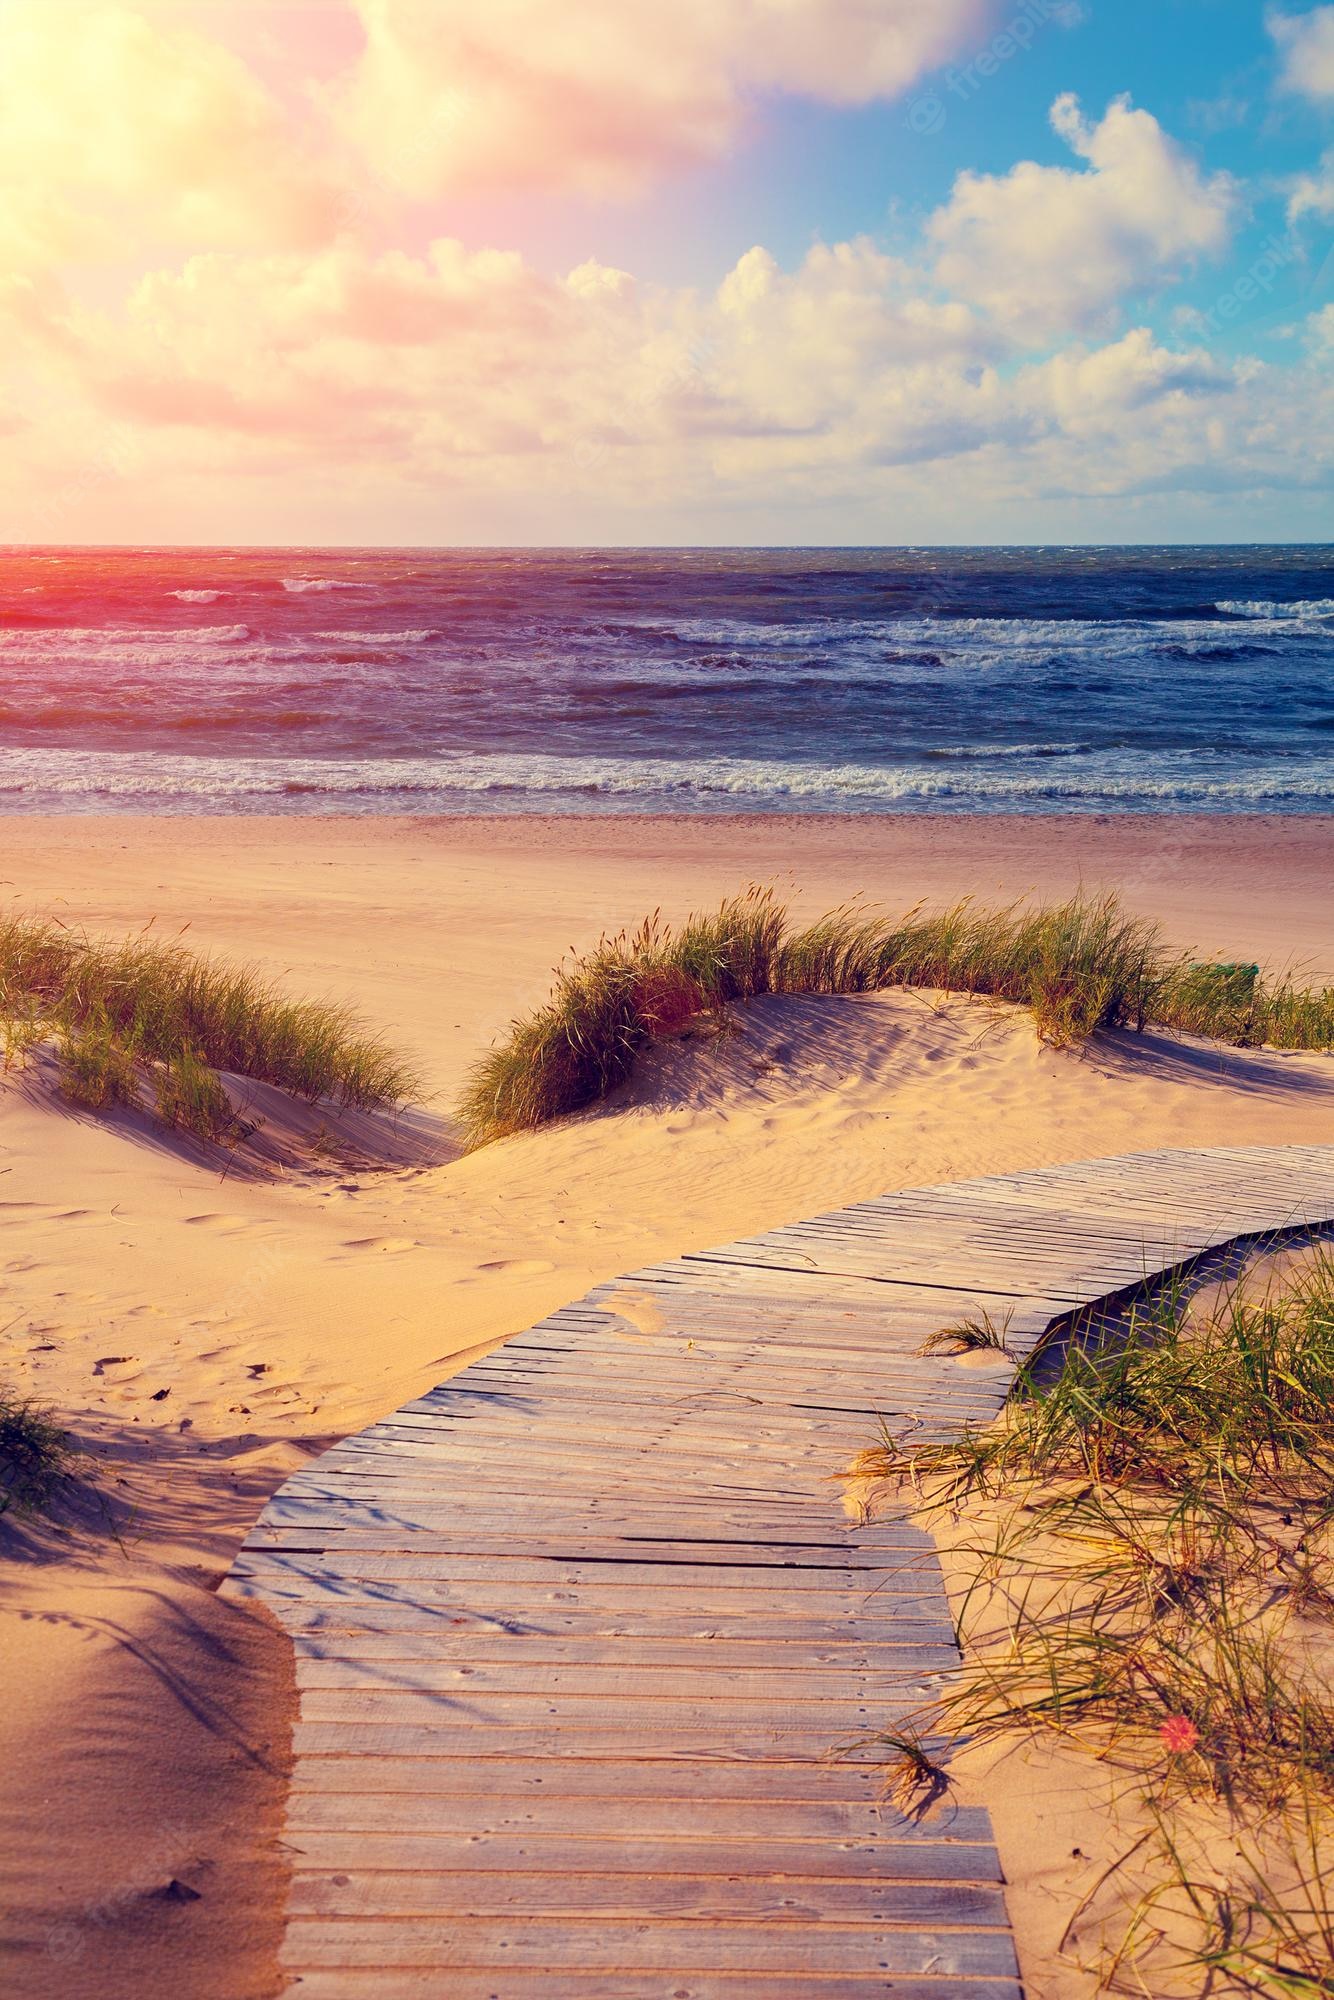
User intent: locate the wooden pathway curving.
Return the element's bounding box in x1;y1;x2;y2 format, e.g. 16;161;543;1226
228;1143;1334;1999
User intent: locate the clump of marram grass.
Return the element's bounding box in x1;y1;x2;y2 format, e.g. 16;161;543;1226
56;1011;141;1110
154;1045;250;1145
0;911;419;1130
460;885;1334;1146
916;1310;1016;1359
1157;960;1334;1054
856;1250;1334;1995
1;999;45;1073
875;1247;1334;1509
0;1387;80;1518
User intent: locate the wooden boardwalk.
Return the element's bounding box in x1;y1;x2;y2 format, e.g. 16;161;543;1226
228;1143;1334;1999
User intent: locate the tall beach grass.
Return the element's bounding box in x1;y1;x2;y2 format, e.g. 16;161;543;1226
858;1250;1334;1993
0;911;419;1137
0;1386;80;1518
460;886;1334;1146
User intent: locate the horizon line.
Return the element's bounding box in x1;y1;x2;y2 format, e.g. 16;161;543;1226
4;539;1332;555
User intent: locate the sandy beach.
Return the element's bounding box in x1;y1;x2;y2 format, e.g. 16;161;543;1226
3;810;1334;1998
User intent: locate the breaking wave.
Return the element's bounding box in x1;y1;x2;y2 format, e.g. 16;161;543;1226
1216;598;1334;620
1;746;1329;816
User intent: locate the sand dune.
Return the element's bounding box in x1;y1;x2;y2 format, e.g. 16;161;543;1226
2;813;1332;1997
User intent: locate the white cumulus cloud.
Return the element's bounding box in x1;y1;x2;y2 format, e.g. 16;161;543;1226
13;227;1324;534
1287;149;1334;220
1269;6;1334;100
929;94;1237;343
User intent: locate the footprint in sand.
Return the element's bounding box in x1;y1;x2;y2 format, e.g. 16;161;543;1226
342;1236;420;1254
605;1289;667;1335
183;1214;255;1232
476;1258;556;1277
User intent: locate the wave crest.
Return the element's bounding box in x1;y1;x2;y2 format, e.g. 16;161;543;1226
0;745;1329;816
1216;598;1334;620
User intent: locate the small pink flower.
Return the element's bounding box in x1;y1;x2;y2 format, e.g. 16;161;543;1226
1159;1715;1199;1755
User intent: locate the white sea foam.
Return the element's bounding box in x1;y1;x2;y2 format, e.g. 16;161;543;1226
313;629;436;646
0;746;1328;814
1216;598;1334;620
281;578;366;593
624;611;1286;677
170;589;224;604
0;623;252;649
927;742;1094;760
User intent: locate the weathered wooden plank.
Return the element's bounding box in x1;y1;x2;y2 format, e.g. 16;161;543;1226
385;1402;871;1446
513;1315;1036;1351
281;1917;1021;1976
356;1409;880;1450
258;1498;920;1542
290;1723;909;1760
233;1554;951;1594
302;1441;846;1481
347;1415;965;1458
278;1474;885;1510
445;1351;1020;1396
276;1484;864;1520
289;1971;1024;1999
247;1535;932;1571
288;1869;1012;1922
393;1380;915;1420
690;1225;1171;1278
270;1496;883;1532
343;1361;987;1402
268;1603;948;1643
291;1636;943;1669
285;1790;997;1844
438;1371;1015;1418
322;1426;859;1469
285;1755;988;1809
297;1688;899;1727
296;1659;948;1700
668;1251;1086;1301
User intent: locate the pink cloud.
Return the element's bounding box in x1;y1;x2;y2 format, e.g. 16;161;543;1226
334;0;994;197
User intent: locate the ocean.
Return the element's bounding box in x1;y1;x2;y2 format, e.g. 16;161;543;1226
2;545;1332;815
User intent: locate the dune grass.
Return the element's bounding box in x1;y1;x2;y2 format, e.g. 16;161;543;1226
857;1248;1334;1994
915;1309;1016;1360
881;1248;1334;1514
460;886;1334;1146
153;1044;250;1144
0;911;419;1138
0;1387;80;1518
55;1010;142;1111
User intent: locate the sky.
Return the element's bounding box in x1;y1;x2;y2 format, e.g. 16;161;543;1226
3;0;1334;545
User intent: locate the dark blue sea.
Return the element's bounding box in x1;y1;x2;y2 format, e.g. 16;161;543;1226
2;546;1332;814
